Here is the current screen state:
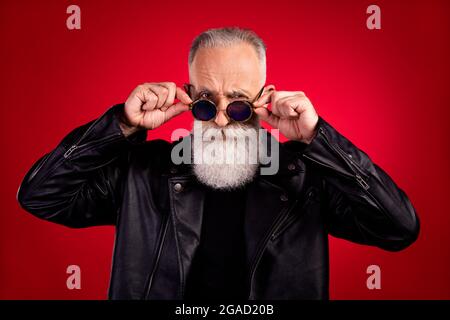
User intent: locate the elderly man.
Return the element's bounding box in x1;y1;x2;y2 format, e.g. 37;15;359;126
17;27;419;300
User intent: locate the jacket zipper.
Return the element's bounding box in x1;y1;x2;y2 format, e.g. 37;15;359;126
312;127;370;190
63;132;123;158
304;128;396;231
247;199;298;299
63;107;118;159
22;108;121;190
311;128;399;225
270;200;300;241
332;142;370;189
143;214;170;299
271;190;316;240
17;109;123;206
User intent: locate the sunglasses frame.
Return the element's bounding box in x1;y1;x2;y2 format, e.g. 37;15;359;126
184;84;265;122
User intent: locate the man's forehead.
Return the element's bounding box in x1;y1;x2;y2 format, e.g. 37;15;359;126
191;61;259;81
189;45;262;83
195;85;252;96
189;65;261;95
191;44;260;66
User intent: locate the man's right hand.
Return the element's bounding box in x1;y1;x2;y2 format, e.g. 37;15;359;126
118;82;192;137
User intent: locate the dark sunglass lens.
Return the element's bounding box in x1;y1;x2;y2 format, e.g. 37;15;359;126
191;100;217;121
227;101;252;122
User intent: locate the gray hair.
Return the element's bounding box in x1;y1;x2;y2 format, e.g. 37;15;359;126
188;27;267;81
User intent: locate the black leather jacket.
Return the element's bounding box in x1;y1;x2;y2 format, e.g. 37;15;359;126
17;104;420;300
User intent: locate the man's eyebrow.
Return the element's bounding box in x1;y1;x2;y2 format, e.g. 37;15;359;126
196;87;251;98
197;86;216;94
227;89;251;98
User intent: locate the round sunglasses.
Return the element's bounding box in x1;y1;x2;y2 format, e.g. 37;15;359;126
184;84;265;122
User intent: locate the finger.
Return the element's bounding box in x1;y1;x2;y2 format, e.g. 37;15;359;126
254;107;280;128
254;106;269;118
164;102;190;121
141;89;158;111
253;86;275;107
285;96;312;118
291;96;311;114
157;82;177;111
283;96;302;118
272;96;298;118
176;87;193;105
148;84;169;109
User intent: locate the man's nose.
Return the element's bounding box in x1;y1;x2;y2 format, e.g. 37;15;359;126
213;99;230;127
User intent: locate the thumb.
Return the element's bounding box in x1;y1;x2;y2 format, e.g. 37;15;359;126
164;102;189;121
254;106;269;118
176;87;193;105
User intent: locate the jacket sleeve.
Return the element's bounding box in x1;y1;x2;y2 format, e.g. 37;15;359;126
301;116;420;251
17;104;147;228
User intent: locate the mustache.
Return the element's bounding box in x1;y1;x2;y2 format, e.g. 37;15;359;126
202;124;257;141
197;118;260;141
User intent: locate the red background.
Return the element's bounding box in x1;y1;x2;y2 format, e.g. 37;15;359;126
1;0;449;299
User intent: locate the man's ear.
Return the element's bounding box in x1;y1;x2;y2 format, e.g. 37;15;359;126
184;84;193;99
264;84;276;94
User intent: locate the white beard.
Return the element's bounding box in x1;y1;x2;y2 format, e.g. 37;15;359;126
191;119;262;190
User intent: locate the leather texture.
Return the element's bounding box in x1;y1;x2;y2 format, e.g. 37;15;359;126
17;104;420;300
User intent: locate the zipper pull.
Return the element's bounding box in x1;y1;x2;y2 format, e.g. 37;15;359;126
319;127;325;135
64;145;77;158
356;174;370;190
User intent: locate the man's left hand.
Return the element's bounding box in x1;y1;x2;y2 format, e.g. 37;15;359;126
254;86;319;144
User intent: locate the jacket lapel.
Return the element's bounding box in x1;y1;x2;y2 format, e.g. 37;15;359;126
244;137;307;275
168;174;205;295
244;177;290;271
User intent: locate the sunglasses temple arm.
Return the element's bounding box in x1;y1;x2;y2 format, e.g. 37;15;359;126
253;86;267;103
250;87;269;109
